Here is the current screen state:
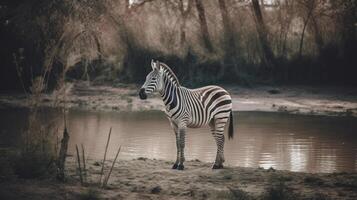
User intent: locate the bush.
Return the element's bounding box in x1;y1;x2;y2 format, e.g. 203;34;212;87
79;188;100;200
0;149;16;181
228;187;251;200
263;181;296;200
12;150;55;179
304;176;324;186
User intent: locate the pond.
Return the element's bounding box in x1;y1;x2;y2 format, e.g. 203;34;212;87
1;108;356;173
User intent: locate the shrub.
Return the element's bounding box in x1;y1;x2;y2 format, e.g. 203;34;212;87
263;181;296;200
12;150;55;179
79;188;100;200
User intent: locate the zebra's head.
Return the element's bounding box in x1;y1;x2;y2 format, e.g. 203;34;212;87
139;60;164;100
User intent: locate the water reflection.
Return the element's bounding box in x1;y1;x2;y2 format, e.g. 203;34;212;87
1;109;356;173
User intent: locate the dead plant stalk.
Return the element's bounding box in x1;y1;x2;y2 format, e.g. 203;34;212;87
99;127;112;185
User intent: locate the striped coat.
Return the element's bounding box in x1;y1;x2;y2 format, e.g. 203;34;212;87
139;60;234;170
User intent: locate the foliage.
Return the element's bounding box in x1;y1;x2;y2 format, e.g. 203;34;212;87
1;0;356;89
3;53;64;179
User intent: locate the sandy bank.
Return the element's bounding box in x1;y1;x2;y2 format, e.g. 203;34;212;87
1;81;357;117
1;158;357;199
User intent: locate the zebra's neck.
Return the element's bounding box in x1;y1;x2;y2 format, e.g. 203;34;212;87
159;72;180;109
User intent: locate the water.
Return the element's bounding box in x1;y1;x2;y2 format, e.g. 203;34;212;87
1;108;356;173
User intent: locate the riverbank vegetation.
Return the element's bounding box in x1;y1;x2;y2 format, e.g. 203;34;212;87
1;0;356;91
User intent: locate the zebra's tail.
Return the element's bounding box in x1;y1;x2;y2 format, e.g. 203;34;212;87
228;111;234;140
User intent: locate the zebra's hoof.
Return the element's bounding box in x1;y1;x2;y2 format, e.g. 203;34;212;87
212;164;224;169
177;164;184;170
172;163;178;169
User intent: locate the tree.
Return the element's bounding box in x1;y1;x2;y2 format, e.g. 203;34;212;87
297;0;316;58
276;0;295;57
339;0;356;58
218;0;237;56
178;0;193;47
217;0;240;79
194;0;213;52
251;0;276;68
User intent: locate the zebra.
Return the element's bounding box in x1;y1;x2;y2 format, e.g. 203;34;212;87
139;60;234;170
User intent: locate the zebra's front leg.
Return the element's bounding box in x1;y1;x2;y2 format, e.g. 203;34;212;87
172;130;180;169
177;127;186;170
170;122;180;169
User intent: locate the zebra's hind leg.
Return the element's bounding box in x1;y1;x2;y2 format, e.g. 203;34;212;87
210;117;228;169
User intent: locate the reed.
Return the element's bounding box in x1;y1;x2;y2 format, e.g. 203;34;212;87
81;144;87;182
75;144;83;185
103;146;121;188
99;127;112;185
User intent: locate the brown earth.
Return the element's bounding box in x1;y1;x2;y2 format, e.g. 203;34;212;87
1;158;357;200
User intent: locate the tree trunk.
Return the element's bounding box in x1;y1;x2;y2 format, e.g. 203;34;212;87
179;0;192;47
298;8;313;58
125;0;130;13
310;15;324;54
281;25;289;57
260;0;265;11
92;33;102;60
194;0;213;52
217;0;239;78
251;0;276;68
218;0;236;56
341;0;356;58
180;18;187;46
56;126;69;181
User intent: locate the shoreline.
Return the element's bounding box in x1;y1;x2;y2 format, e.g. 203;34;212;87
1;158;357;199
0;81;357;117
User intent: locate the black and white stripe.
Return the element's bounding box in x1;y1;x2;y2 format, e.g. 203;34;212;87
139;60;234;170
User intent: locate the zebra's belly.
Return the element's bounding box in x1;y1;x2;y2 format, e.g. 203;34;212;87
187;123;205;128
187;115;211;128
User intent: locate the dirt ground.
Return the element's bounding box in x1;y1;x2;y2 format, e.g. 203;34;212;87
1;81;357;117
1;158;357;200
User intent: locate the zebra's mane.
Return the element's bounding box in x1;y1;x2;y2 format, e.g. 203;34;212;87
159;62;180;86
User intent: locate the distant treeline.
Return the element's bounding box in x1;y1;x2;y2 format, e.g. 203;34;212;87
0;0;356;90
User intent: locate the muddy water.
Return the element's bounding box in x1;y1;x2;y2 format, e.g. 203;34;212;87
1;108;356;173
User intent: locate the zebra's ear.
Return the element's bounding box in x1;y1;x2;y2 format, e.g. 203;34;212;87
155;61;160;70
159;65;164;75
151;59;156;70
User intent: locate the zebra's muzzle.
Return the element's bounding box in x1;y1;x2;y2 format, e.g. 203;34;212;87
139;88;147;100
